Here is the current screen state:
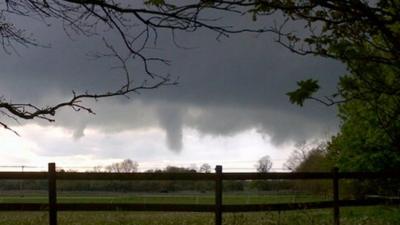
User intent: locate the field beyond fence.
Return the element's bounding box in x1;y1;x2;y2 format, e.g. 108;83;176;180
0;163;399;225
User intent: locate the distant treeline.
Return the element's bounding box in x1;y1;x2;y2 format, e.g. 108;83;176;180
0;165;294;193
1;157;398;198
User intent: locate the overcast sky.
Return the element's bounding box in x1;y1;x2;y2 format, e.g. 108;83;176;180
0;6;345;171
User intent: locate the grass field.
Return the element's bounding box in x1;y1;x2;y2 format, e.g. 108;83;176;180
0;193;399;224
0;207;399;225
0;192;328;204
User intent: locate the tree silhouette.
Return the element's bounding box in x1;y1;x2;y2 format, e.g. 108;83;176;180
255;155;273;173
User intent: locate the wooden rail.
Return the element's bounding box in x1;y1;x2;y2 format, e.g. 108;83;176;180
0;163;399;225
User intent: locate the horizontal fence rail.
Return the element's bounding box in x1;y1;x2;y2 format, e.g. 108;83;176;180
2;171;399;180
0;172;48;179
0;163;399;225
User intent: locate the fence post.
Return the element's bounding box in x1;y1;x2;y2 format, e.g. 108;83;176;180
215;165;223;225
48;163;57;225
332;167;339;225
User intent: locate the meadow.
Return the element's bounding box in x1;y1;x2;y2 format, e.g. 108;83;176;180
0;192;327;204
0;207;399;225
0;192;399;225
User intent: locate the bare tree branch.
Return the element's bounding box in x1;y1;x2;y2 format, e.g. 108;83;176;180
0;0;399;134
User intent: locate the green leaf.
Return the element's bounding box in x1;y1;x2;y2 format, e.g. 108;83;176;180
144;0;165;7
287;79;320;106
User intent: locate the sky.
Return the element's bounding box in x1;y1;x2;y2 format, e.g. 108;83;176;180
0;4;345;172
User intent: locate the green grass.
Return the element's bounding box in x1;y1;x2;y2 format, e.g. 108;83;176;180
0;192;327;204
0;207;399;225
0;193;399;224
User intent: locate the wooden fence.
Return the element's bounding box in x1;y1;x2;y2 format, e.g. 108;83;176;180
0;163;399;225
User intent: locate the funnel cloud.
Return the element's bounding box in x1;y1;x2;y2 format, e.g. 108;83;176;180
0;14;344;152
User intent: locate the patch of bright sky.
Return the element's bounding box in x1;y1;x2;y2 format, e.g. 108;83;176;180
0;124;295;172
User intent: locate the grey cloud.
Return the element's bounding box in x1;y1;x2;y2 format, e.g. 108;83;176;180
184;103;335;145
0;12;345;151
27;95;337;152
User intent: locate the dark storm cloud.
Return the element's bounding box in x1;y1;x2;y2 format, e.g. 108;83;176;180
0;12;345;151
